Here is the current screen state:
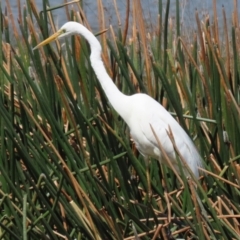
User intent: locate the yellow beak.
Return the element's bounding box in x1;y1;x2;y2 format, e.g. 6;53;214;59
33;30;63;50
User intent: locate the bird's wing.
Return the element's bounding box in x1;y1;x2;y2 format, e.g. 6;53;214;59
139;103;178;158
128;94;201;176
137;97;198;165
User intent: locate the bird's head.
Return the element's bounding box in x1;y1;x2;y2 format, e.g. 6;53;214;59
33;21;79;50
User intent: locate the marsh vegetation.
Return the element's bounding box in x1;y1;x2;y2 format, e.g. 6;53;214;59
1;0;240;239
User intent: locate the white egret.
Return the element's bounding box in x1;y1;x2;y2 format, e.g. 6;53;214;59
34;22;202;177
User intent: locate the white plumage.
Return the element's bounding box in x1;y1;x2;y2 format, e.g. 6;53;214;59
34;22;202;177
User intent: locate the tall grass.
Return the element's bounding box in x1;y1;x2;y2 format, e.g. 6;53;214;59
0;0;240;239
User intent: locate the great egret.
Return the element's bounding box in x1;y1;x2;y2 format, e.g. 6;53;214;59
34;21;202;177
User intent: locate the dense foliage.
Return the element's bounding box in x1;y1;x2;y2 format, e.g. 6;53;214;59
0;0;240;239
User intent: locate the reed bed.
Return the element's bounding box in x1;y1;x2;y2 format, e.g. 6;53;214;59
0;0;240;239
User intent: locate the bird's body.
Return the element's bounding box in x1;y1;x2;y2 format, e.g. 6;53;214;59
34;22;202;177
122;93;201;177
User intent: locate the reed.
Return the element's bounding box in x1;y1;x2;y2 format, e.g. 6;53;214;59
0;0;240;239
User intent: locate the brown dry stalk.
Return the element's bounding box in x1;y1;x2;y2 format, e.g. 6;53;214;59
202;223;212;240
133;0;152;95
60;1;82;20
112;0;121;26
179;36;212;118
233;0;239;28
97;0;109;68
228;89;240;117
5;0;18;39
17;0;22;25
54;181;68;231
195;11;206;65
166;126;198;180
52;230;69;239
75;2;91;29
219;198;240;234
4;43;11;76
210;197;238;234
29;0;40;20
152;224;163;240
209;154;222;173
165;192;171;223
124;222;170;240
150;124;184;186
123;0;130;45
172;226;191;236
212;0;220;49
222;195;240;217
26;15;45;58
189;179;202;228
70;200;101;240
199;167;240;189
60;56;76;98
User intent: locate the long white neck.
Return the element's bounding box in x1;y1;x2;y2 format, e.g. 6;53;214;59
71;22;130;121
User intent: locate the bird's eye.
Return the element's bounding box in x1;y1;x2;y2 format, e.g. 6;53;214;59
62;29;66;33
